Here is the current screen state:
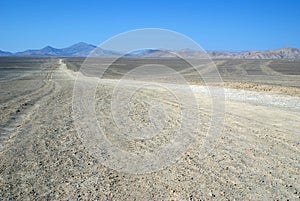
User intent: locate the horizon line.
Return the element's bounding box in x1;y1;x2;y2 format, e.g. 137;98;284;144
1;42;299;54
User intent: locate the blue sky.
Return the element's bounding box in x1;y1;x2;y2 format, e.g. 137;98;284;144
1;0;299;52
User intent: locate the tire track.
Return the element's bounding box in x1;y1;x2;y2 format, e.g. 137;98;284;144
0;62;58;151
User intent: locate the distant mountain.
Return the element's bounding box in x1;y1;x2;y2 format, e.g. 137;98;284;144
124;49;207;58
60;42;96;56
91;48;121;57
0;50;13;56
123;48;300;59
15;46;61;56
15;42;94;57
124;49;162;57
236;48;300;59
1;43;300;59
13;42;120;57
206;48;300;59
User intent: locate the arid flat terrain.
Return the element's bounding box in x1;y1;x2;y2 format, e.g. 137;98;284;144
0;57;299;200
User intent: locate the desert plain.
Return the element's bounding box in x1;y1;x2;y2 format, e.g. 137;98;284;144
0;57;300;200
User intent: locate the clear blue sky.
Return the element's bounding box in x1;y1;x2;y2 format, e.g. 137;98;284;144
1;0;300;52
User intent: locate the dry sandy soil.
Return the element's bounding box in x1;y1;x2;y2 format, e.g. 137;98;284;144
0;57;299;200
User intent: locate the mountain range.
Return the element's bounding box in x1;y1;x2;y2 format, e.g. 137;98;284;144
1;42;300;59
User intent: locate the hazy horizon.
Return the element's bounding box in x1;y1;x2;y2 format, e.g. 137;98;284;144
1;41;299;54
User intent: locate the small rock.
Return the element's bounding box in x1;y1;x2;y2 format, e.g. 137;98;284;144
209;192;216;197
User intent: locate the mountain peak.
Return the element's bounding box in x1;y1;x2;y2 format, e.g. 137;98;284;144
75;42;88;45
67;42;96;49
61;42;97;56
41;46;57;50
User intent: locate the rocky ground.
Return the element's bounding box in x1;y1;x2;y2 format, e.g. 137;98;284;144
0;58;299;200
